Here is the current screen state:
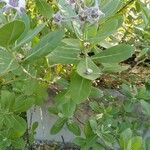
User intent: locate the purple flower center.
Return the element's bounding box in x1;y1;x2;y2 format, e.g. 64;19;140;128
9;0;19;7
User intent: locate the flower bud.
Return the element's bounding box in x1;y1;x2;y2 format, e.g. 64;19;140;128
53;12;64;25
85;68;93;75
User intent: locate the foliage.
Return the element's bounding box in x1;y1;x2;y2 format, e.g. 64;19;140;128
0;0;149;149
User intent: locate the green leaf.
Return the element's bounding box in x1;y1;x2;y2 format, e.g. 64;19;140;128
35;0;53;18
120;128;133;150
48;107;58;115
32;122;39;132
58;0;76;17
89;101;101;113
0;135;11;150
70;73;92;104
77;57;101;80
13;96;35;113
61;101;76;117
141;100;150;116
67;121;81;136
89;16;122;43
16;23;45;49
74;137;86;146
89;87;104;99
145;137;150;150
85;23;98;39
0;90;15;110
0;49;18;76
130;136;142;150
62;38;80;47
102;63;129;73
24;30;64;63
0;20;25;47
101;0;121;17
5;115;27;138
92;44;134;63
84;121;95;138
11;138;25;149
48;44;81;64
16;13;31;43
50;117;67;135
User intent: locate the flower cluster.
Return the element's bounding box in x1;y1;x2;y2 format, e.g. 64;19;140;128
0;0;26;14
53;0;105;25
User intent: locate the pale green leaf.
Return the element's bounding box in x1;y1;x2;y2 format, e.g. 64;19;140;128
35;0;53;18
16;23;45;49
48;44;81;64
24;31;64;62
70;73;92;104
77;57;101;80
0;20;25;47
102;63;129;73
13;96;35;113
92;44;134;63
101;0;121;17
0;49;18;76
89;16;123;43
4;115;27;138
0;90;15;110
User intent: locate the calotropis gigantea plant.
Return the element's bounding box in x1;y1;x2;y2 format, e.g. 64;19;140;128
0;0;139;149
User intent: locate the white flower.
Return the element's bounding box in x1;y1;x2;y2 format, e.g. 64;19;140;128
0;0;26;14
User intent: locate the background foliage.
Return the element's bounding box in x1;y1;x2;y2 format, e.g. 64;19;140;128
0;0;149;150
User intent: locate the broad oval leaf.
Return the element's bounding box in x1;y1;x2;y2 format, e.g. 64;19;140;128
70;73;92;104
67;121;81;136
35;0;53;18
13;96;35;113
48;44;81;64
5;115;27;138
92;44;134;63
101;0;121;17
24;30;64;63
0;49;18;76
50;117;67;135
16;23;45;49
89;16;123;43
77;57;101;80
0;20;25;47
0;90;15;110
